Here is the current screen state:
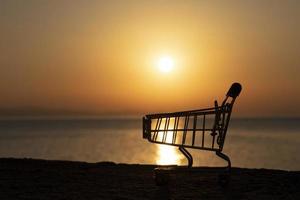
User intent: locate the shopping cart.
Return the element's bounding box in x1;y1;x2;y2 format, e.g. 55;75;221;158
143;83;242;174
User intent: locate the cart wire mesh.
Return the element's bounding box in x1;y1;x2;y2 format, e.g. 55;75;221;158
143;102;232;152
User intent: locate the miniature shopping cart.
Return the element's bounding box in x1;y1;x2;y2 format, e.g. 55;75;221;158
143;83;242;181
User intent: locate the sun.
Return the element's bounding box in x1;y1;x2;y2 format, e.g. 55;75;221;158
158;56;174;73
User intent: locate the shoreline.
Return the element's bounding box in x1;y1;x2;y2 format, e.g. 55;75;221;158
1;158;299;199
0;158;300;199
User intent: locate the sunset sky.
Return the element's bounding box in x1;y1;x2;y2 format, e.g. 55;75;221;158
0;0;299;117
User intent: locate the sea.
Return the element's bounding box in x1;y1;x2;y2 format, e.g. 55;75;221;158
0;117;299;171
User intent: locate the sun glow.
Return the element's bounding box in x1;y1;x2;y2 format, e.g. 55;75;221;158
158;56;174;73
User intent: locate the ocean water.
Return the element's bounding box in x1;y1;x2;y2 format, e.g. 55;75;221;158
0;118;299;171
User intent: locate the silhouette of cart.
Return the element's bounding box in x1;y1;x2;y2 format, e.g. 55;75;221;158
142;83;242;185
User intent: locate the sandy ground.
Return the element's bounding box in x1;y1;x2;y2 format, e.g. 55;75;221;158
0;158;299;200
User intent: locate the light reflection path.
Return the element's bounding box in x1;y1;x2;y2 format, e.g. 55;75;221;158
156;145;183;165
155;130;184;165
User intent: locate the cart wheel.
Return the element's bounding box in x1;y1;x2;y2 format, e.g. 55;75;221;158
154;169;169;186
218;172;230;187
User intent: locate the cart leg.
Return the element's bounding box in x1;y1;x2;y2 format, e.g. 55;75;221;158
179;146;193;168
216;151;231;171
216;151;231;187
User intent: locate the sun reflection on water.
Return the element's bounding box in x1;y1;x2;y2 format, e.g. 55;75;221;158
156;145;182;165
155;130;183;165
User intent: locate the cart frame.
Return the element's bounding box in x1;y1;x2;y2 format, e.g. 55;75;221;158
143;83;242;171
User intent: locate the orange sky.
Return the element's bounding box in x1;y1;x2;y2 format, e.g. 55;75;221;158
0;0;299;117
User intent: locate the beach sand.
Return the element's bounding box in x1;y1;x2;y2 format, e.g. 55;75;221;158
0;158;299;199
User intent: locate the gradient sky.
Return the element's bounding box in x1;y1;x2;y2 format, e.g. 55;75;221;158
0;0;299;117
